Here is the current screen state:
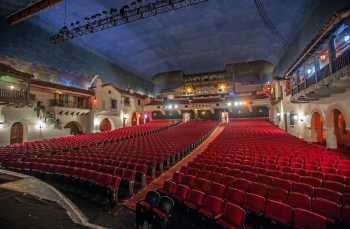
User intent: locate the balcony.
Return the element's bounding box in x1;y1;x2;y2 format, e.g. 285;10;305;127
49;100;91;115
291;48;350;103
0;88;35;106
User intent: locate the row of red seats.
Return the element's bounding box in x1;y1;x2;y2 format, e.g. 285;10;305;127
160;119;350;228
2;120;217;200
0;120;176;157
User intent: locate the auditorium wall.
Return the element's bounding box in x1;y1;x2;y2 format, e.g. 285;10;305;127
270;80;350;149
0;18;153;93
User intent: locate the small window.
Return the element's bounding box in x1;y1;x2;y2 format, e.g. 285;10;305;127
111;99;117;109
124;97;130;106
138;99;141;106
289;112;296;126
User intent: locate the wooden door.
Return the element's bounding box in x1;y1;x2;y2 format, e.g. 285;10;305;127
10;122;23;144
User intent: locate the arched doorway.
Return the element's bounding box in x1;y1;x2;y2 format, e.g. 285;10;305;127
333;109;350;148
10;122;24;144
100;118;112;132
131;112;138;126
311;112;325;144
64;121;82;135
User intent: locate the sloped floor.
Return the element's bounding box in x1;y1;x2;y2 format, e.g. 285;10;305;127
124;124;225;210
0;188;89;229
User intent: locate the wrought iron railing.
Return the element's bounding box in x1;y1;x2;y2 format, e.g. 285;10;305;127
0;88;34;104
291;48;350;96
50;100;91;109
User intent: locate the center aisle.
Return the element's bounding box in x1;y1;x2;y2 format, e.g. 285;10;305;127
123;124;225;210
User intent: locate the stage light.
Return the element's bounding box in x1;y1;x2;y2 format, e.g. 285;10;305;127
227;102;232;106
9;85;14;90
174;105;178;109
276;112;281;116
50;0;209;44
234;101;239;106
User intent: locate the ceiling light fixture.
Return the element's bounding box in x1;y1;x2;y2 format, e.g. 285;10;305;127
50;0;209;44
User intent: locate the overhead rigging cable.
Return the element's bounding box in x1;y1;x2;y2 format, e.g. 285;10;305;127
253;0;288;46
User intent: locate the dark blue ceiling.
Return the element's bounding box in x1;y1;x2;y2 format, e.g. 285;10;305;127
1;0;317;80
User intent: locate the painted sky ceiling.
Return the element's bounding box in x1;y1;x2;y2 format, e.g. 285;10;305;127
0;0;318;80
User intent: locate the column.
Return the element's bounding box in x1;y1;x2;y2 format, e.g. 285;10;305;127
314;56;320;83
328;34;337;74
326;127;338;149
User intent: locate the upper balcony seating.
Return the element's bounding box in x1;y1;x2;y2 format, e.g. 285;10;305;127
159;119;350;228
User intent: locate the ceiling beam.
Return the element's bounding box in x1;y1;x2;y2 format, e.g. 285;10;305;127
6;0;64;25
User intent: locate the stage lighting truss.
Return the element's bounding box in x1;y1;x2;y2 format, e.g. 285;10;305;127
50;0;209;44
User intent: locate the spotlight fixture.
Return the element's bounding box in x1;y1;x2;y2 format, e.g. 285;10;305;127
50;0;209;44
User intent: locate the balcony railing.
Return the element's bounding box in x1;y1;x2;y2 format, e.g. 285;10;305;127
0;88;34;104
291;48;350;96
50;100;91;109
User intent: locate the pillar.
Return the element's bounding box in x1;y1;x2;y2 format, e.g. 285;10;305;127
326;127;338;149
328;34;337;74
87;110;95;133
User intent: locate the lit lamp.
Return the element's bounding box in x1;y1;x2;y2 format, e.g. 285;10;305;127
36;120;46;129
293;115;299;121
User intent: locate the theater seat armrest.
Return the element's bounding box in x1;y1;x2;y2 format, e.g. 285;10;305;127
214;213;223;220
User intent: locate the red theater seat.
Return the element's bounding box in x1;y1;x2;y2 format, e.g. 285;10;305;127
208;182;226;198
311;198;341;224
199;195;225;220
159;180;177;195
294;208;327;229
287;192;311;210
217;202;246;229
292;182;314;197
265;199;293;225
225;187;246;206
184;189;206;210
244;193;265;215
192;177;210;193
315;187;342;204
248;182;267;197
267;186;288;202
173;184;190;203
